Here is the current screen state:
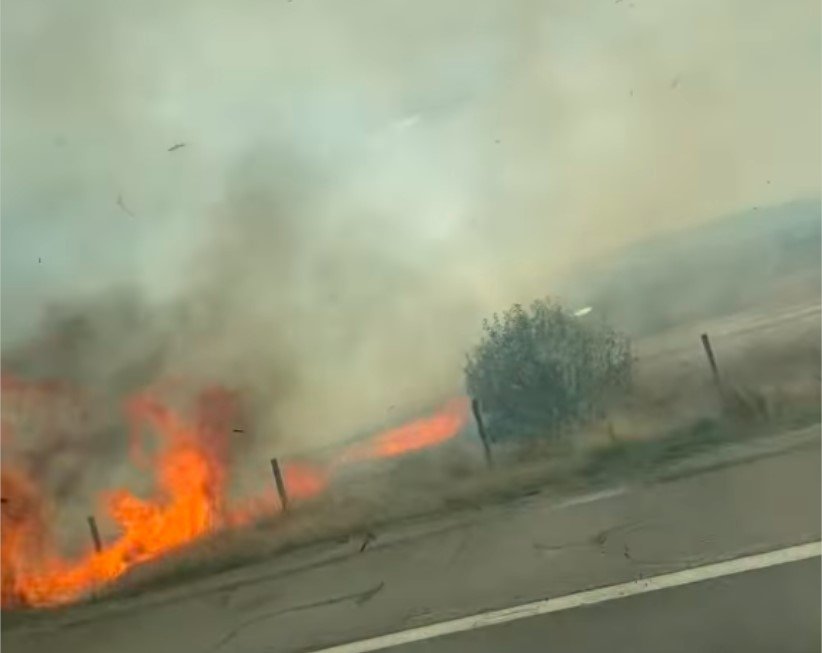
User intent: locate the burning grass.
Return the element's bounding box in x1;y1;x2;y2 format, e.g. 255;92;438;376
0;382;470;608
1;305;818;611
92;310;821;602
55;413;819;610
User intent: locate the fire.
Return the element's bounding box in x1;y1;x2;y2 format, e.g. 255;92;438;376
282;461;330;499
337;397;470;464
1;380;468;608
1;467;51;607
1;387;249;606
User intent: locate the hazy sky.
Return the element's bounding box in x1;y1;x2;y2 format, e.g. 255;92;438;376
2;0;820;448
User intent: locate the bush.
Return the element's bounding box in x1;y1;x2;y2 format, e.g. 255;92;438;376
464;299;632;443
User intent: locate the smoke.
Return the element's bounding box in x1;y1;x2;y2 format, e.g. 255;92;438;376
2;0;820;471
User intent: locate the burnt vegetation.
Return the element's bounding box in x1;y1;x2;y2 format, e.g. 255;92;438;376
465;298;632;443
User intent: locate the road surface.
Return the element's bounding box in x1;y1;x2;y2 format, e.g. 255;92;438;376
388;556;821;653
634;301;821;361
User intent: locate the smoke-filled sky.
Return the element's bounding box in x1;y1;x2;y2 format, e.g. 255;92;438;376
2;0;820;450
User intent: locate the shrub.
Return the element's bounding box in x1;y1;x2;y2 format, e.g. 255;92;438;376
464;298;632;443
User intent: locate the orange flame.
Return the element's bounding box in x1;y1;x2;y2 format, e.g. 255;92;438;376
1;467;51;607
337;397;469;464
0;387;249;606
0;381;467;608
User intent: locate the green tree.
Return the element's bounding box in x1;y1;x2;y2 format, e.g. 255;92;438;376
465;299;631;443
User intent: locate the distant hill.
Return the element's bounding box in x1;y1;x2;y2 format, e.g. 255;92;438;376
559;198;821;336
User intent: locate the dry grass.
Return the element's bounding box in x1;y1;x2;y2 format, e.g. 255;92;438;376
22;304;821;607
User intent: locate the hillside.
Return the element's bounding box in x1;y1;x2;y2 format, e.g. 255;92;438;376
560;198;821;336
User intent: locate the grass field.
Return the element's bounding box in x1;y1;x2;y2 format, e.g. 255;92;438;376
78;295;818;603
5;200;820;614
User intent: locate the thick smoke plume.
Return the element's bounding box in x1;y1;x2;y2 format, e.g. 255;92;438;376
2;0;819;516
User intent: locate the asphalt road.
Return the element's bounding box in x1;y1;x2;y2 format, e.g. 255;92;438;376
390;557;821;653
3;432;820;653
634;301;821;361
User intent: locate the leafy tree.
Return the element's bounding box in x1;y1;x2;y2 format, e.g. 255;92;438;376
465;299;631;443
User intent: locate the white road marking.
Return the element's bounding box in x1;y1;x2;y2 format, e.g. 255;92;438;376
308;541;821;653
554;486;627;509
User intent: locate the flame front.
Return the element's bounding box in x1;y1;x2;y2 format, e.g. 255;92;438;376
1;381;467;608
1;387;249;606
338;397;470;463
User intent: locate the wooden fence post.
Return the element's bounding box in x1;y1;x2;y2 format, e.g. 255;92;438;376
700;333;722;389
471;398;494;468
87;515;103;553
270;458;289;511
